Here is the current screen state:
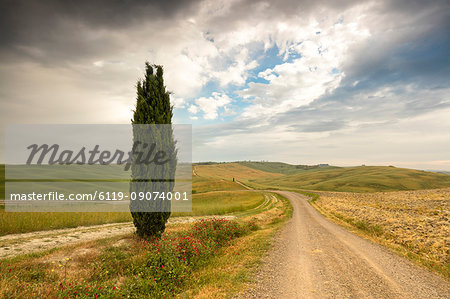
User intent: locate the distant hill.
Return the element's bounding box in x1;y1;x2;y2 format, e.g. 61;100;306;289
193;162;450;192
253;165;450;192
194;162;281;181
236;161;336;175
2;163;449;196
430;170;450;175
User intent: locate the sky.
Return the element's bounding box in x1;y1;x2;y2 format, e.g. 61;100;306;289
1;0;449;170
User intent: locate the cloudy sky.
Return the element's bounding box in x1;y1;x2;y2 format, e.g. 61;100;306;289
1;0;449;170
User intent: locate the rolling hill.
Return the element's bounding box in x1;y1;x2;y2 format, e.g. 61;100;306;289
236;161;336;175
3;163;450;197
193;162;450;193
251;165;450;192
193;162;282;181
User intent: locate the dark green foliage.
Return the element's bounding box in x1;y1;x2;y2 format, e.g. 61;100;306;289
130;63;177;238
132;63;173;124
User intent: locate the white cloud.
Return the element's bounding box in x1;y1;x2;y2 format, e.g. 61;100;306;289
188;104;199;114
210;47;259;86
189;92;232;120
236;8;371;119
172;96;186;108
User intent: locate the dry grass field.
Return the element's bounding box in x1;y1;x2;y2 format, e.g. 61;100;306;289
313;188;450;277
192;176;245;194
193;163;282;182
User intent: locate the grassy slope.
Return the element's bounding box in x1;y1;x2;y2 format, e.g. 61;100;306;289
238;161;337;175
194;162;282;182
192;176;245;194
192;163;280;194
175;191;265;217
252;165;450;192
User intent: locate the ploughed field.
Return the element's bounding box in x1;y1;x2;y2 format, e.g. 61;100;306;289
313;188;450;276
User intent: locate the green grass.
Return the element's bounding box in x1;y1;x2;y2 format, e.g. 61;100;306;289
192;176;245;193
252;165;450;192
174;191;266;217
0;164;130;236
0;161;263;235
0;189;265;236
0;212;132;236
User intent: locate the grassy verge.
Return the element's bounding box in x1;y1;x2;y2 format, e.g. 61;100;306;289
192;177;245;194
0;212;132;236
0;192;292;298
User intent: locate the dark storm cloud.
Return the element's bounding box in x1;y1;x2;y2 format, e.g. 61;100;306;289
255;0;450;136
198;0;359;38
343;20;450;92
0;0;201;64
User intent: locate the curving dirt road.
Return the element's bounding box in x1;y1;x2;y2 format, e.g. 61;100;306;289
240;191;449;298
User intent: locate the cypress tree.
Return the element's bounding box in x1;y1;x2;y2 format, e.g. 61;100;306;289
130;62;176;238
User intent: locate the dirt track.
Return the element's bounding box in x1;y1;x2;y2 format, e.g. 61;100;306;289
240;191;449;298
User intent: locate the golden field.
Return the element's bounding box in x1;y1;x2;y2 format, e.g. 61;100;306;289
313;188;450;276
193;163;282;181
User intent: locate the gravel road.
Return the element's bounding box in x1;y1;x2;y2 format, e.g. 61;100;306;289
239;191;449;299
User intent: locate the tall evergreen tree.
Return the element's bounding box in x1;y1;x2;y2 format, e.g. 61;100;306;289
130;62;176;238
